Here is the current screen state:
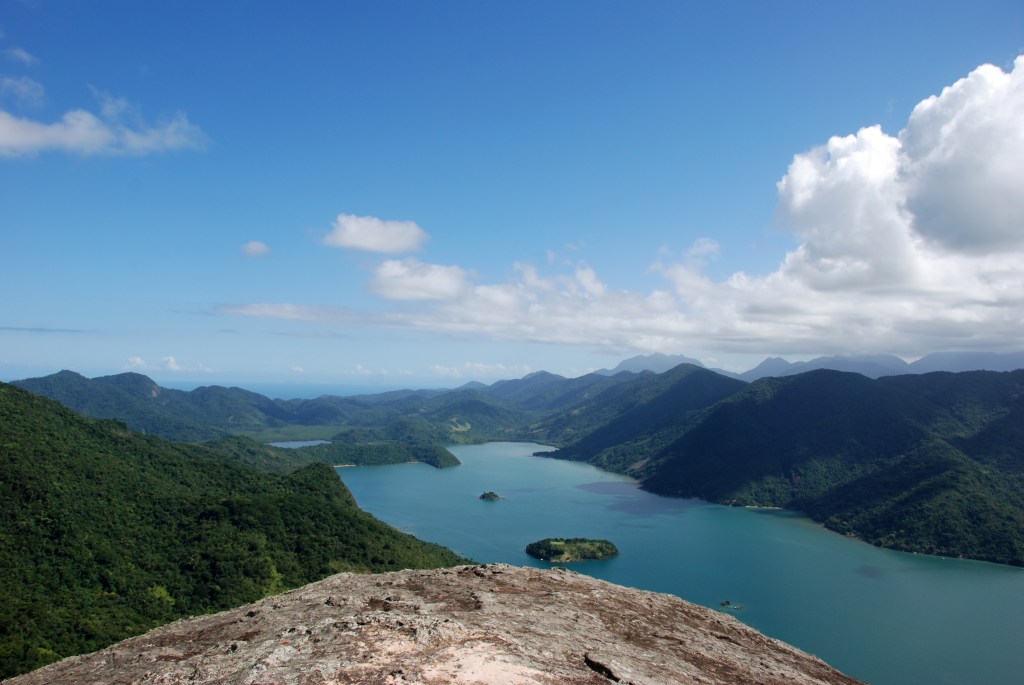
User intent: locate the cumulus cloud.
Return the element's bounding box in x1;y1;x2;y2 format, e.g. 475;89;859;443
370;258;470;300
776;124;916;291
242;240;270;257
0;89;206;157
900;60;1024;253
4;47;37;66
761;54;1024;350
324;213;428;253
224;57;1024;359
0;75;44;107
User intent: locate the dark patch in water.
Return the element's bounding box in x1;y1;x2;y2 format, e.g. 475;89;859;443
577;481;639;495
576;481;695;517
856;564;885;579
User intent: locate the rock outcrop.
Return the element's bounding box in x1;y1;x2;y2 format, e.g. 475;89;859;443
7;564;863;685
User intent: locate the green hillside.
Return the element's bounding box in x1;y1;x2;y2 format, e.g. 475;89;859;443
0;383;469;679
482;370;633;411
532;364;747;471
11;371;538;448
11;370;291;441
13;365;1024;568
631;370;1024;565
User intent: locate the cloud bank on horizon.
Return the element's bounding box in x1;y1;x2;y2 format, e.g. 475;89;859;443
226;56;1024;361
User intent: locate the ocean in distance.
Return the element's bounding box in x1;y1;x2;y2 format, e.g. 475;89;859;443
336;441;1024;685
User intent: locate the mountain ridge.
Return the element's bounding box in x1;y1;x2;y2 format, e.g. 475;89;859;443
11;358;1024;566
545;368;1024;565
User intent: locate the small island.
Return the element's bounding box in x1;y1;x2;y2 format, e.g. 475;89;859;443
479;491;502;501
525;538;619;563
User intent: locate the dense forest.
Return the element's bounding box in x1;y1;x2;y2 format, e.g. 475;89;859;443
0;383;469;679
12;362;1024;570
545;368;1024;566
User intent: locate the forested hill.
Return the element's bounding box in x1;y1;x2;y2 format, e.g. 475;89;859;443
10;370;550;445
12;364;1024;567
547;369;1024;565
9;370;290;440
530;363;747;469
0;382;469;679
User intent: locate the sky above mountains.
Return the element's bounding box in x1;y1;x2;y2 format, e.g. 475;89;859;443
2;1;1023;389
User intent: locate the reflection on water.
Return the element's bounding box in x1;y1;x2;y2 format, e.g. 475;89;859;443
576;480;696;517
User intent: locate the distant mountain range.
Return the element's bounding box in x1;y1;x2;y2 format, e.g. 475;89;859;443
599;350;1024;380
596;352;707;375
11;354;1024;567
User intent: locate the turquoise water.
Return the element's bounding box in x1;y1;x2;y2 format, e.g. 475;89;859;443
337;442;1024;685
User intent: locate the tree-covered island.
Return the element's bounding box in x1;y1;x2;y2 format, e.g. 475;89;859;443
525;538;619;562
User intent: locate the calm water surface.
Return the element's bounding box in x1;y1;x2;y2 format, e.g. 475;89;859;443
337;442;1024;685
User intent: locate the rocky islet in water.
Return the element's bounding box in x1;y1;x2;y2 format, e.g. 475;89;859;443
525;537;619;562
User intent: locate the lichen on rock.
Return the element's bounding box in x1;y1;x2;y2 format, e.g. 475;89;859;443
7;564;864;685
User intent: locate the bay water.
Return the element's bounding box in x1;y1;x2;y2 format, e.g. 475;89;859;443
336;442;1024;685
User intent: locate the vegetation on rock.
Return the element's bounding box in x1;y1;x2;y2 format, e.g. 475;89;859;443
525;538;619;562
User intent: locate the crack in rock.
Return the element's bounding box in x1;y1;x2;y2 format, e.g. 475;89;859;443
585;652;621;682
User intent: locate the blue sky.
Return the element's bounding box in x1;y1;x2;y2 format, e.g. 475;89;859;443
2;1;1023;391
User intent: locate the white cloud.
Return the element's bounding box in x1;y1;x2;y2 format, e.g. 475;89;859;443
345;363;403;377
220;302;361;323
370;258;470;301
0;75;44;107
4;47;37;66
224;56;1024;360
323;213;428;253
0;89;206;157
430;362;533;379
776;124;916;291
900;59;1024;254
242;240;270;257
124;356;215;373
573;265;606;298
687;237;720;259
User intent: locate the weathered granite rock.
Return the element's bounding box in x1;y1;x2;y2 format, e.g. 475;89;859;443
7;564;864;685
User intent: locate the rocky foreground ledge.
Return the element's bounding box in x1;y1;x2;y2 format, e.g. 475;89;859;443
7;564;863;685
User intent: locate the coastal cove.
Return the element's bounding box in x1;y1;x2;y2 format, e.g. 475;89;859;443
337;442;1024;685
